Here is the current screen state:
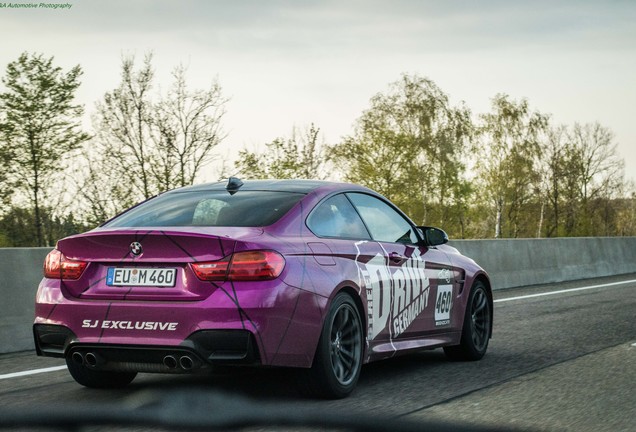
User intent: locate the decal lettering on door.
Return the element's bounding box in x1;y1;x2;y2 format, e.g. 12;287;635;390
356;244;430;341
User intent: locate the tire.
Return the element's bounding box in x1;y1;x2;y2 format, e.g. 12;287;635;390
444;281;491;361
66;357;137;388
302;292;363;399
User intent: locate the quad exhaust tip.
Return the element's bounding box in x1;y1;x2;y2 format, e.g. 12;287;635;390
72;352;196;371
163;354;195;370
85;352;98;367
71;352;84;365
72;351;100;367
179;355;194;370
163;355;178;369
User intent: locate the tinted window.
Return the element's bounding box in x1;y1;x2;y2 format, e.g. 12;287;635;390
307;194;371;239
104;191;304;227
346;193;418;244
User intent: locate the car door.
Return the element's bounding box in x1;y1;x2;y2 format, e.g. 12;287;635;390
305;193;393;348
346;192;454;345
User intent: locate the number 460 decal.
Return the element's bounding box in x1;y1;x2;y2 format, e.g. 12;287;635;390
435;285;453;327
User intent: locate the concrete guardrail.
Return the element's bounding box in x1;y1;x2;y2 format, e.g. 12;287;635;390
1;247;52;355
2;237;635;354
449;237;636;290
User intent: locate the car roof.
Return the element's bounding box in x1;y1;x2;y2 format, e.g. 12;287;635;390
169;179;369;194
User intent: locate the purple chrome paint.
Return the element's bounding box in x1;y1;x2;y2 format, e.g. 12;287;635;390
34;180;490;374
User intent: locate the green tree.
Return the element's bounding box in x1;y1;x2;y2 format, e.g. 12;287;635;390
475;94;548;238
0;206;87;247
329;74;473;236
615;189;636;236
235;124;327;179
0;141;10;211
0;52;90;246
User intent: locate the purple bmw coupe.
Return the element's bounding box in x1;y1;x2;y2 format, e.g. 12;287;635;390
34;178;492;398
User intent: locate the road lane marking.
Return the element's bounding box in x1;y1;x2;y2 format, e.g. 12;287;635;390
0;365;66;380
495;279;636;303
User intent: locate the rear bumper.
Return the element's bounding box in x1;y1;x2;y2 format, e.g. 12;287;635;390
34;324;258;372
34;277;327;369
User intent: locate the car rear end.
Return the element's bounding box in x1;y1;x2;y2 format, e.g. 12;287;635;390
33;184;328;384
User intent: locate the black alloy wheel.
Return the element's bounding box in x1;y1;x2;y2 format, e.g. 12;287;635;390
469;284;490;352
329;298;363;387
303;292;363;399
444;280;491;361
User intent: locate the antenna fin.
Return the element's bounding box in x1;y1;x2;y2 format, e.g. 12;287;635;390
226;177;244;194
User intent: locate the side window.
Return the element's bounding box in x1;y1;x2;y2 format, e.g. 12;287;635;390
346;193;418;244
307;194;371;239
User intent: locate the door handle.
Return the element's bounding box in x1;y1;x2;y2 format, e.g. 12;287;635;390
389;252;407;263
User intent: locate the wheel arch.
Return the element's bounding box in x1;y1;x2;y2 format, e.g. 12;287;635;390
302;283;366;398
333;285;368;343
473;272;493;339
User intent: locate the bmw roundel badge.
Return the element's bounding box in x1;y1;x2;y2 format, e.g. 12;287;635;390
130;242;143;256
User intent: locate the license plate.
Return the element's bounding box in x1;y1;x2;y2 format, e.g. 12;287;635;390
106;267;177;287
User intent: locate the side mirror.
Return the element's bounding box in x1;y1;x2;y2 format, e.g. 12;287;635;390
417;226;449;247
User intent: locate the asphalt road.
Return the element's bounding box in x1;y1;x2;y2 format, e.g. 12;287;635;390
1;273;635;431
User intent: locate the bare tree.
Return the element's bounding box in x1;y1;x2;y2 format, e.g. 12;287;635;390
87;54;227;222
73;147;135;227
236;124;327;180
535;122;626;237
536;125;569;237
153;65;227;190
569;122;624;235
93;53;157;205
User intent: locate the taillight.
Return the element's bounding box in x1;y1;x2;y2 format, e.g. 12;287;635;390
44;249;88;280
191;251;285;281
229;251;285;281
191;256;231;281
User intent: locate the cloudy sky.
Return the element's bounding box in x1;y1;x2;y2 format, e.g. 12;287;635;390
1;0;635;182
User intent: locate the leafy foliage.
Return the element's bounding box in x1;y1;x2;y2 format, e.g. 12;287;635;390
475;94;548;238
328;74;474;237
0;206;88;247
0;52;90;245
0;53;633;246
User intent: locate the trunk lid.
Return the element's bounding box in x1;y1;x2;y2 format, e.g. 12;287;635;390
56;227;262;301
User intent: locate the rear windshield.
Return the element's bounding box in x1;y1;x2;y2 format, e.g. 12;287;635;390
104;191;305;228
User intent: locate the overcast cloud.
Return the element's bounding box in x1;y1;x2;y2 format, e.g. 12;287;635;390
1;0;634;181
